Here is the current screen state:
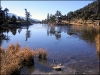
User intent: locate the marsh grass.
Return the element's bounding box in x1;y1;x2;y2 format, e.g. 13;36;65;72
95;34;100;59
0;43;47;75
36;48;47;60
22;47;35;66
95;34;100;53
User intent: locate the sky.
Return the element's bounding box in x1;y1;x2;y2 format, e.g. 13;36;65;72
1;1;94;21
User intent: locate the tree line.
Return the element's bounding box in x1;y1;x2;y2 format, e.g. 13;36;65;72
43;0;100;24
0;6;32;25
42;10;62;24
66;0;100;23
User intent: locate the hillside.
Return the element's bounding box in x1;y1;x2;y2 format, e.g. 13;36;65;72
43;0;100;26
59;0;100;26
67;0;100;21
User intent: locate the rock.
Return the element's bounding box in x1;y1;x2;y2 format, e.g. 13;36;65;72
53;63;64;71
53;65;62;71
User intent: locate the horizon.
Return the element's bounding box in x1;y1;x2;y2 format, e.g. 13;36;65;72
1;1;94;21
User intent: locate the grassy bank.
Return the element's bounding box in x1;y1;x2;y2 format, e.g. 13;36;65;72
62;19;99;26
0;43;47;75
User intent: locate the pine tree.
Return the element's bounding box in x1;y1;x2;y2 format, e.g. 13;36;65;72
47;13;50;23
18;16;22;21
11;15;17;23
24;8;31;22
4;8;9;19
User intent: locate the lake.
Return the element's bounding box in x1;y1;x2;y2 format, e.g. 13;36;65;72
1;24;100;74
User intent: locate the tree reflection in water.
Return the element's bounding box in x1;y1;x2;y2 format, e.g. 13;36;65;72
18;28;22;34
67;25;100;43
66;25;100;60
0;25;100;60
47;25;100;60
47;26;61;40
10;28;17;36
25;26;31;41
47;25;99;41
6;29;10;42
0;29;10;46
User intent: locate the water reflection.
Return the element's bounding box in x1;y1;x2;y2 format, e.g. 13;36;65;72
0;25;100;45
47;26;62;40
5;29;10;42
20;65;34;75
18;28;22;34
49;27;61;40
0;29;10;46
25;26;31;41
37;57;47;64
0;24;100;74
0;25;32;46
10;28;17;36
46;25;99;43
0;24;99;47
66;25;100;43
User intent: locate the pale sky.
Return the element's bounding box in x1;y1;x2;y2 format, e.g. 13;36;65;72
1;1;94;21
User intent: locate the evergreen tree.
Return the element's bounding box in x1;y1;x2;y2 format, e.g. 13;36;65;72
4;8;9;19
47;13;50;22
0;6;2;10
55;10;62;23
18;16;22;21
55;10;62;17
24;8;31;22
66;0;99;21
49;15;56;23
11;15;17;23
50;14;52;18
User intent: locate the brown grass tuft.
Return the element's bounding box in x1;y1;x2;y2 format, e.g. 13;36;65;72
95;34;100;58
22;47;34;66
36;48;47;60
0;47;5;61
0;47;5;53
15;43;21;52
0;43;47;75
95;34;100;53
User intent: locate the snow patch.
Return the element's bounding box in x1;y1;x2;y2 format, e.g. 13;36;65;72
7;13;41;22
8;13;18;19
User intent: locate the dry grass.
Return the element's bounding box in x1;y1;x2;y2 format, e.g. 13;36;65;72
62;20;99;26
0;43;47;75
35;48;47;60
95;34;100;54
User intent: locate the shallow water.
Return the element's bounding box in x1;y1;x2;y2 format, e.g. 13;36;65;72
1;24;100;74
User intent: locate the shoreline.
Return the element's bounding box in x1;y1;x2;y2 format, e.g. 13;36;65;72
61;20;100;26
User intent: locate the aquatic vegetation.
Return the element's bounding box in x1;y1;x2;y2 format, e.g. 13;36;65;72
0;43;47;75
22;47;34;66
95;33;100;58
36;48;47;60
95;34;100;53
